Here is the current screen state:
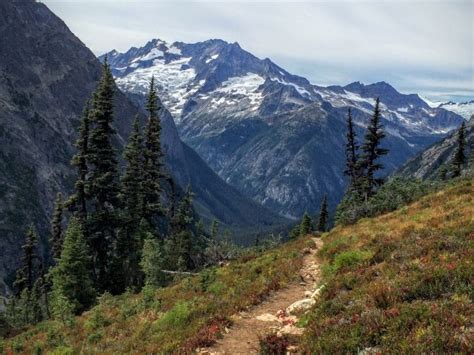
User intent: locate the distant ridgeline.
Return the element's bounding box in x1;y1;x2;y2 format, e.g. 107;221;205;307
104;38;468;218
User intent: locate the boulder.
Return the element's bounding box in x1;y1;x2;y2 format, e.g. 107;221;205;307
286;298;315;315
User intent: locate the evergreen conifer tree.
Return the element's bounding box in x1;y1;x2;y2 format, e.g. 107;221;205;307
114;116;146;291
344;108;359;188
140;236;165;287
68;102;90;221
167;187;196;271
86;59;120;288
10;225;40;325
299;212;313;236
50;217;96;314
121;116;145;221
360;98;388;196
317;195;329;232
142;77;164;228
50;192;64;261
289;224;300;239
438;165;449;181
14;225;39;294
30;278;44;324
210;219;219;240
452;122;466;177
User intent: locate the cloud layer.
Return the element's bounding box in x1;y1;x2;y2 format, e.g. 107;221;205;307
43;0;473;101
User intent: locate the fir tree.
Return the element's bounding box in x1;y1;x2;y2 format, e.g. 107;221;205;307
289;224;300;239
299;212;313;236
50;192;64;261
114;116;146;291
360;98;388;196
30;278;44;324
50;217;96;314
452;122;466;177
121;116;145;221
142;77;164;228
140;236;166;287
37;262;51;319
167;187;196;271
317;195;329;232
96;114;150;293
10;225;40;325
68;102;90;221
50;287;75;326
87;59;120;288
14;225;39;294
344;108;359;188
438;164;449;181
210;219;219;240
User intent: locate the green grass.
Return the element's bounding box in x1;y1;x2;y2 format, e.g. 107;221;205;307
3;237;312;354
301;177;474;353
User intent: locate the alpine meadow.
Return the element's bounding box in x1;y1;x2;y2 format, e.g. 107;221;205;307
0;0;472;354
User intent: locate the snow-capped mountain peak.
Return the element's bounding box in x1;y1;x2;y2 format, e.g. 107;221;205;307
102;38;467;137
103;38;317;121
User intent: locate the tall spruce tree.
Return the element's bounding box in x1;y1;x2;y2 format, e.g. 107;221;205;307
452;121;466;177
10;225;40;325
50;217;96;314
115;116;146;291
87;58;120;288
50;192;64;261
14;225;39;294
121;116;145;223
317;195;329;232
360;98;388;196
210;219;219;240
299;212;313;236
142;77;164;229
140;236;165;287
167;187;196;270
68;102;90;221
344;108;359;188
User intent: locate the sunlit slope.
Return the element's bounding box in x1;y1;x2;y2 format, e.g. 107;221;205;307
2;238;311;354
301;177;473;353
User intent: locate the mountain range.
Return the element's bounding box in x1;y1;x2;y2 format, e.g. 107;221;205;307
104;38;467;217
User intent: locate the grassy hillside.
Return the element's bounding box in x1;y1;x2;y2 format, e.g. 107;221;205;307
1;238;312;354
2;178;472;354
301;177;473;353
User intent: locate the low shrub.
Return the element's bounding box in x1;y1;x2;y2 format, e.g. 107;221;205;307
259;333;292;355
332;250;373;273
155;301;193;330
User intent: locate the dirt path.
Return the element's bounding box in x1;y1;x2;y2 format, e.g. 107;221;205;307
197;237;323;355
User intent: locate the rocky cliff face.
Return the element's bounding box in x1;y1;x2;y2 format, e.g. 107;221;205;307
0;1;284;294
397;117;474;179
104;38;465;217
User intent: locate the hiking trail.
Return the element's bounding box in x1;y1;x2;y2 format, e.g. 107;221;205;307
197;237;324;354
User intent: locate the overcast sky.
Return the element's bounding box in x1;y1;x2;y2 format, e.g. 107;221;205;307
43;0;473;102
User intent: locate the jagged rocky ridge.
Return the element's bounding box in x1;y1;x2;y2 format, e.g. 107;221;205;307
0;2;284;295
397;117;474;179
104;38;467;217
